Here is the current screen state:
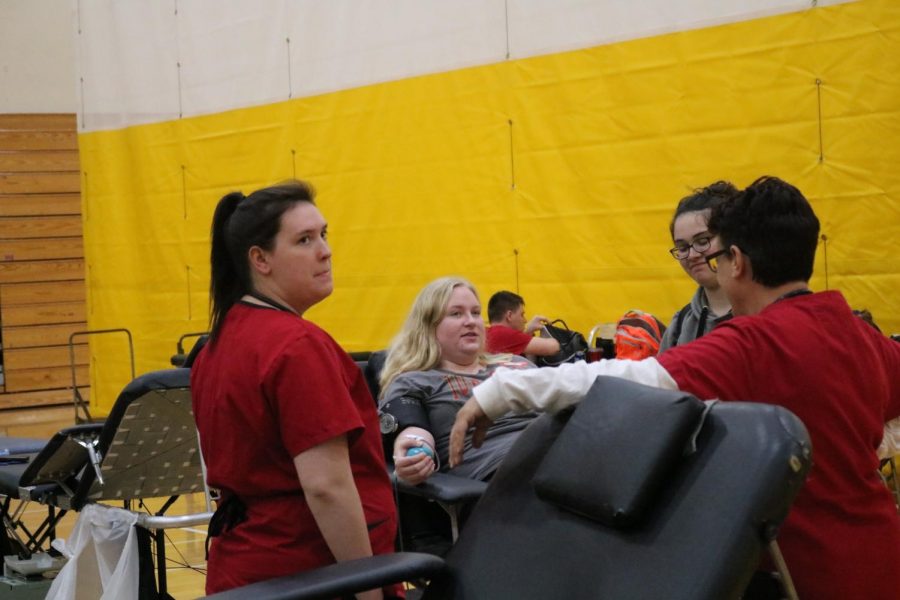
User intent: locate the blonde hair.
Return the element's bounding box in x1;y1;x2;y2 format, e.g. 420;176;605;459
379;276;483;396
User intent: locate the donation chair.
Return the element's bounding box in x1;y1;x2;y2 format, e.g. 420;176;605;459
0;436;64;556
203;376;812;600
171;332;209;368
4;368;212;597
360;352;486;552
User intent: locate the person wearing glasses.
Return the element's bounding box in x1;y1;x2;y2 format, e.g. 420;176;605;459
450;176;900;600
658;182;738;353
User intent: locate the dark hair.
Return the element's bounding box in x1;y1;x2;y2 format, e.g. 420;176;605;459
487;290;524;323
853;309;882;333
669;181;739;238
208;180;316;342
708;176;819;287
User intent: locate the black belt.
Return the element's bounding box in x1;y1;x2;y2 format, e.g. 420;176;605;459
205;494;248;559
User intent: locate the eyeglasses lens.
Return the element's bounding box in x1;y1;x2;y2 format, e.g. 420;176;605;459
671;237;711;260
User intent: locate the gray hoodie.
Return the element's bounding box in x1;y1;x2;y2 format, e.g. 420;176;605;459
658;287;732;353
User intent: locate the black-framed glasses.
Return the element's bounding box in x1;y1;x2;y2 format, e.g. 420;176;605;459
669;236;712;259
704;249;731;273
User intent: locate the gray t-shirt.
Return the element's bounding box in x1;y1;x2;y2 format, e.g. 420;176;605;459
380;354;535;481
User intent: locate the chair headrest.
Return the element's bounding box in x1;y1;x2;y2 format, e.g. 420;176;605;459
532;376;707;528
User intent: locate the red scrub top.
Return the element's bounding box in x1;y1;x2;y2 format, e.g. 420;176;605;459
659;291;900;600
192;302;399;595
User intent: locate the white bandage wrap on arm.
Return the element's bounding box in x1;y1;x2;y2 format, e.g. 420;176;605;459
473;358;679;420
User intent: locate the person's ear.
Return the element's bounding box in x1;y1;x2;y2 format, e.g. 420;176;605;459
248;246;272;275
730;245;749;280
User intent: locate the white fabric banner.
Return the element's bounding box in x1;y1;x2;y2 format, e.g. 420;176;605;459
75;0;857;131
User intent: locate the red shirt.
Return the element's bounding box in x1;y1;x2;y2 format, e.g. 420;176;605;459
486;324;533;354
191;303;398;594
658;291;900;600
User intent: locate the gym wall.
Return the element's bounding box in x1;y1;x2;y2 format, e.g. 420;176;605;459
75;0;899;412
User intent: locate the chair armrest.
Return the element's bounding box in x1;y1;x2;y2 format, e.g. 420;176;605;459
136;511;214;529
202;552;447;600
395;471;488;504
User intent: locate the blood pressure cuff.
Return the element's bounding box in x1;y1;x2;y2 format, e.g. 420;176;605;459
379;390;431;436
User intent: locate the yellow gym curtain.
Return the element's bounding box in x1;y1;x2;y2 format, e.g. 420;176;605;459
79;0;899;413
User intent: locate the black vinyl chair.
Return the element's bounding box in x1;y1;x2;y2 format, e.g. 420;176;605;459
17;369;206;511
171;333;209;368
0;436;69;557
3;368;212;597
205;376;812;600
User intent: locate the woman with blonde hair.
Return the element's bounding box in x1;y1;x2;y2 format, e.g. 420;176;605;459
379;276;534;484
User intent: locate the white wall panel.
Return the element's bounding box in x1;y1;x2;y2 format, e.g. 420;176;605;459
0;0;77;112
76;0;857;131
177;0;291;118
508;0;856;59
284;0;508;100
77;1;179;131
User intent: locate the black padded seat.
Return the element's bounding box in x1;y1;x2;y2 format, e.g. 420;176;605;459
0;437;47;456
0;462;31;497
207;376;812;600
424;377;811;600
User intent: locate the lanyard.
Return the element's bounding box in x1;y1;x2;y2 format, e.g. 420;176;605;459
245;291;296;314
774;288;812;303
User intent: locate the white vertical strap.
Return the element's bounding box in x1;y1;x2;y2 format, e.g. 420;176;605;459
768;540;800;600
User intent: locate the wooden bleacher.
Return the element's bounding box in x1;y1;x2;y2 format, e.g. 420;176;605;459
0;113;87;436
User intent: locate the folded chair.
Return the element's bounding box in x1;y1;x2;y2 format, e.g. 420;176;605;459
204;376;812;600
1;368;212;598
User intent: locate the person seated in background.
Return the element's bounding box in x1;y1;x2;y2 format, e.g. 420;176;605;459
191;181;398;599
658;181;737;353
485;290;560;358
379;277;535;484
451;176;900;600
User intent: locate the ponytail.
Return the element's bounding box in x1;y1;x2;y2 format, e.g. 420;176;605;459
206;181;316;343
209;192;246;342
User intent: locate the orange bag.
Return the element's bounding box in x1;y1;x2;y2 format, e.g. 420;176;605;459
614;310;666;360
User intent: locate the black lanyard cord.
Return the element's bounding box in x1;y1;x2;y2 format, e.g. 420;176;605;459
245;291;296;314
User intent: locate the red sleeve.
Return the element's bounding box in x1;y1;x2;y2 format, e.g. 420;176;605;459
263;335;364;459
878;334;900;421
486;325;533;354
656;320;755;401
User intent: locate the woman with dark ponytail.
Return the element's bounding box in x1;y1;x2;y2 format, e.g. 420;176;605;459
191;180;399;598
